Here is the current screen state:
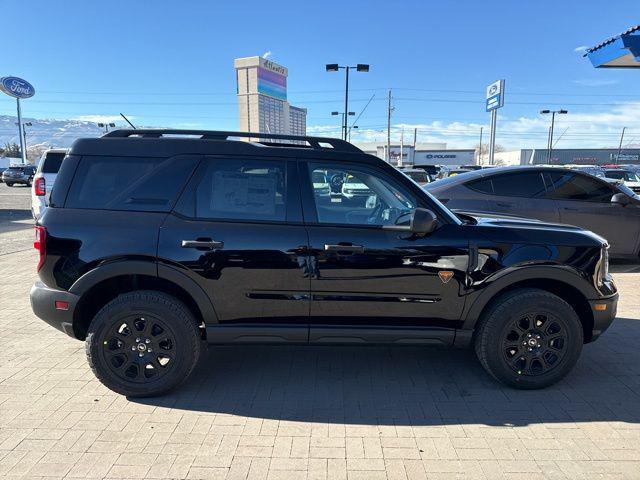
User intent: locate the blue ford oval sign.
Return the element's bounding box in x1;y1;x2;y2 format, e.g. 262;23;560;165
0;76;35;99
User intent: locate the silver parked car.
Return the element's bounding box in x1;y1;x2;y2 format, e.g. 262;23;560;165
425;165;640;258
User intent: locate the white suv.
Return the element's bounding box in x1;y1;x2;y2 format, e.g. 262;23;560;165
31;149;68;219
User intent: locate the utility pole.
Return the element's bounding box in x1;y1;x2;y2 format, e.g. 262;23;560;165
478;127;483;165
617;126;627;164
386;89;392;163
413;127;417;165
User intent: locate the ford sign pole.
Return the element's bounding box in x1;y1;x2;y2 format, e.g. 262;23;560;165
16;98;26;164
485;80;505;165
0;77;36;165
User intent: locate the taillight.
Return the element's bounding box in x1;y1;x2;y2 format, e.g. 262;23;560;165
34;226;46;271
34;176;46;196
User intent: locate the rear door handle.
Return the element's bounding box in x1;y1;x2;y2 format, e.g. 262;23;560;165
181;240;224;250
324;244;364;253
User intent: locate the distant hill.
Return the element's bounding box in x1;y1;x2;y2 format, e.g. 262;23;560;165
0;115;109;149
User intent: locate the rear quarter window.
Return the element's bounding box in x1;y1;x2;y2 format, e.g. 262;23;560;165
65;155;200;212
466;177;493;194
41;152;66;173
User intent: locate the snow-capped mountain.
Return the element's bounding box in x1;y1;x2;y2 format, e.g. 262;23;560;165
0;115;126;149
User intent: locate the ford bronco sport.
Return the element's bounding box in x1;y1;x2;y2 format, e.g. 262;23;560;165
30;130;618;397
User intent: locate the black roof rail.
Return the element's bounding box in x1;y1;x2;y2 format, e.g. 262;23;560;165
102;129;362;153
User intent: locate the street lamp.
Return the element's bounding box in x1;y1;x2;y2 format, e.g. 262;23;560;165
14;121;32;162
326;63;370;140
331;111;354;135
98;122;116;133
540;109;568;164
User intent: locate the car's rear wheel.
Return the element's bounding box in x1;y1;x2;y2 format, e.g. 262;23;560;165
474;288;583;389
86;290;202;397
6;183;13;187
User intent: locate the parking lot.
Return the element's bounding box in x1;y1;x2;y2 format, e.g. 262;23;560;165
1;182;640;480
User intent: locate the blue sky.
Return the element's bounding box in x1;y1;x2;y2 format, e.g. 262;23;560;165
1;0;639;148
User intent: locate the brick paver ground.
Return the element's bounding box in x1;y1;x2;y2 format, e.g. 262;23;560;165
1;208;639;478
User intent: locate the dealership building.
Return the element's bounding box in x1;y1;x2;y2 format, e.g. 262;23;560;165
493;148;640;166
355;142;476;167
234;56;307;136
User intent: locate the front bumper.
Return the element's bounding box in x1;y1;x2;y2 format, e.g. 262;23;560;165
30;282;80;339
588;293;618;342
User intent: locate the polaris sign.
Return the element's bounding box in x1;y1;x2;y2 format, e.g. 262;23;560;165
485;79;504;112
0;76;35;99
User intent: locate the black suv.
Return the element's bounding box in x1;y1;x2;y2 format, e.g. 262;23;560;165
31;130;618;397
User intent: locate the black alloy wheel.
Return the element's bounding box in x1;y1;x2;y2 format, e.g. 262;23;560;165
86;290;202;397
500;312;567;377
475;288;583;389
100;314;178;384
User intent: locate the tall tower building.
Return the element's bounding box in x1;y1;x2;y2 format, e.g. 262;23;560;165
234;56;307;136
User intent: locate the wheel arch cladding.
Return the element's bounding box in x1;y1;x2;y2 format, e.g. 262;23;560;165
465;277;594;344
72;274;208;341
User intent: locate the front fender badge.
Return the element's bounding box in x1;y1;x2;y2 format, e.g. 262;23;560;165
438;271;454;284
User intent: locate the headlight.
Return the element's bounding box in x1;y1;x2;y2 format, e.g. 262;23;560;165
596;245;609;289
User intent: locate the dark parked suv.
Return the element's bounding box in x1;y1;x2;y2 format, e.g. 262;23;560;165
31;130;618;397
2;164;36;186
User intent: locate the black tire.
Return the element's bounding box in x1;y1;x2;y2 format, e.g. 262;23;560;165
474;288;583;389
6;183;13;187
86;290;202;397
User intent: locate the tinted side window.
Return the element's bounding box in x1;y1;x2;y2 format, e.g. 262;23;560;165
41;152;65;173
546;172;613;202
66;155;199;211
308;163;417;226
466;178;493;194
490;172;546;198
178;158;286;222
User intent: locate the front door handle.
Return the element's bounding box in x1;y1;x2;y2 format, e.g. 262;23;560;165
181;239;224;250
324;244;364;253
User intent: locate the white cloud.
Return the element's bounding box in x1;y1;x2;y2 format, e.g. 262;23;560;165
73;114;127;124
574;45;589;53
310;102;640;150
262;50;272;59
573;78;619;87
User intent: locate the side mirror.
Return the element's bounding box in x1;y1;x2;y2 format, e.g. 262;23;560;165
410;208;438;234
611;193;630;206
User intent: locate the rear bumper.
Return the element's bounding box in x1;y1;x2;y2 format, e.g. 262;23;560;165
30;282;80;339
588;294;618;342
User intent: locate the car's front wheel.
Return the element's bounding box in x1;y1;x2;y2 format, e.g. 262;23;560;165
474;288;583;389
6;183;13;187
86;290;202;397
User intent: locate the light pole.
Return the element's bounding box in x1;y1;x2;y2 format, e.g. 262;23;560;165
540;109;567;164
14;121;32;162
98;122;116;134
331;111;354;137
326;63;369;140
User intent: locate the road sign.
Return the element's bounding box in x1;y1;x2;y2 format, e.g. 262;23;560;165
0;76;35;99
485;79;504;112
